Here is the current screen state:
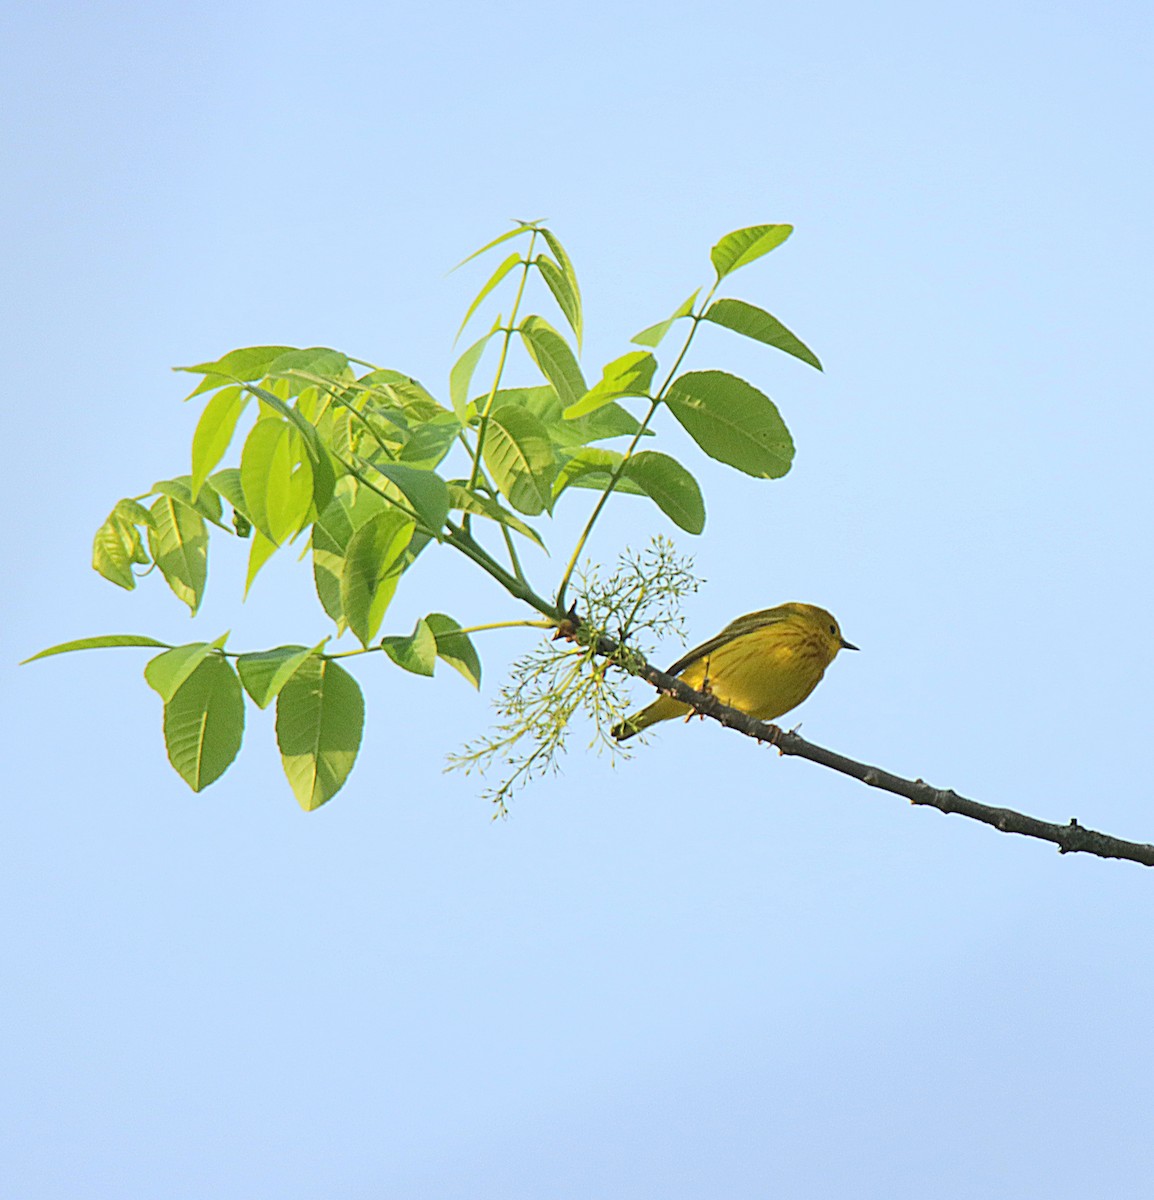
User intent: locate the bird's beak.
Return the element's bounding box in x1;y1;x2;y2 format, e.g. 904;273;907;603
840;638;859;651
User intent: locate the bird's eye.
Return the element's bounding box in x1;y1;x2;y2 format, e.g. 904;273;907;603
829;624;836;635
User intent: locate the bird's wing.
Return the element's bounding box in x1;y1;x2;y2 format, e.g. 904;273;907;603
664;607;792;678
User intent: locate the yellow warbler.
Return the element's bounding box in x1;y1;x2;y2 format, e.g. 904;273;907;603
612;602;857;741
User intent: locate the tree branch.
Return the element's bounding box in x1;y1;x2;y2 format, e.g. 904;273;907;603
588;631;1154;869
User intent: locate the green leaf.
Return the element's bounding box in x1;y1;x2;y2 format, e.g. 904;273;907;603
519;315;586;409
535;254;583;349
340;509;414;646
425;613;482;689
396;411;461;470
666;370;794;479
450;332;492;424
148;494;208;614
567;402;649;446
22;634;171;664
240;381;327;467
114;498;155;528
93;513;140;590
451;224;535;271
482;387;647;450
553;448;647;499
208;468;251;521
381;617;438;677
564;351;656;419
92;499;156;590
145;635;229;702
631;290;700;348
191;385;248;498
276;657;364;811
266;347;350;391
710;224;793;281
244;530;278;597
703;298;822;370
312;482;388;627
456;250;522;342
555;449;702;531
482;405;557;516
151;476;227;529
240;419;314;545
237;643;324;709
177;346;295;398
622;450;705;534
538;229;583;349
446;483;546;549
369;462;450;532
162;656;245;792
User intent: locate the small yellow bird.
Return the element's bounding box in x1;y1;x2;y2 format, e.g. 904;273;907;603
612;602;857;741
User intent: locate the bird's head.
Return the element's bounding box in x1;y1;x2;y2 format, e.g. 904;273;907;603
786;603;859;660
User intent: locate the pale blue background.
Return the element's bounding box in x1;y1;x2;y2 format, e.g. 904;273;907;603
4;2;1154;1196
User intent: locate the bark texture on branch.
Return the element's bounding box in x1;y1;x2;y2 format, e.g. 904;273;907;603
598;637;1154;869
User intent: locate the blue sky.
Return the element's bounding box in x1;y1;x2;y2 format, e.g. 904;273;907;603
4;1;1154;1196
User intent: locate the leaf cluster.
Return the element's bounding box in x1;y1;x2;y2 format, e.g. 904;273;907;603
32;221;821;809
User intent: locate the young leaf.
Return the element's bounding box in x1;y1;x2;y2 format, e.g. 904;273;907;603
482;405;557;516
449;332;492;424
666;370;794;479
425;613;482;689
538;229;583;348
535;254;583;349
114;498;156;528
275;657;364;811
369;462;450;533
631;290;700;348
563;351;656;419
381;618;438;677
703;299;822;370
93;513;141;590
22;634;171;664
451;224;535;271
710;224;793;281
237;643;324;709
456;250;522;343
340;509;414;646
92;498;156;590
622;450;705;534
240;381;328;468
446;483;547;549
312;481;391;628
266;347;350;391
239;419;314;545
244;530;278;597
208;468;253;522
151;476;227;529
148;494;208;614
519;315;586;409
308;442;339;521
161;656;245;792
145;636;228;702
191;386;249;498
176;346;295;398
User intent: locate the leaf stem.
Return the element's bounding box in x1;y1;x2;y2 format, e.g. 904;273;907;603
554;284;718;611
321;619;555;661
464;230;540;507
443;520;559;619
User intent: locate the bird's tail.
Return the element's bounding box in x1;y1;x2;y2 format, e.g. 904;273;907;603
611;695;687;741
